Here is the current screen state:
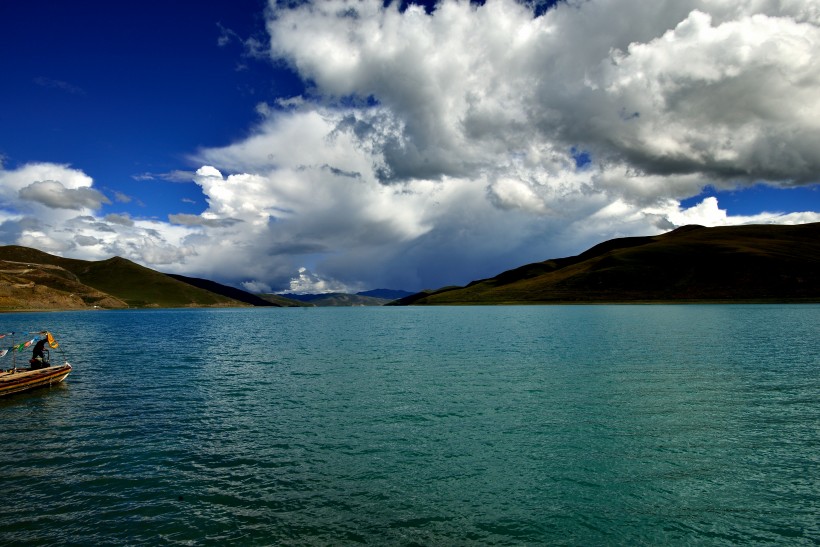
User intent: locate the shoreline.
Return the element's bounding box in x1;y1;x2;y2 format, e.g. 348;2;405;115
1;298;819;313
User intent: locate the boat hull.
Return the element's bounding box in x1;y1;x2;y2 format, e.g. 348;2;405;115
0;363;72;397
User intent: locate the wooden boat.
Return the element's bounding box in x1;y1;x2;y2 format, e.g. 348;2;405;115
0;362;72;397
0;330;72;397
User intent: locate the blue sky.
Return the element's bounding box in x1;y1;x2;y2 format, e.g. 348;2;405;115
1;0;284;218
1;0;818;293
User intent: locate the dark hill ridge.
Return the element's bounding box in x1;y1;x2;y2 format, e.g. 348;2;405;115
166;274;281;307
391;223;820;305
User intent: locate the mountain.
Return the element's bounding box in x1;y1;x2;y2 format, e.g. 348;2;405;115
275;292;394;306
357;289;415;300
166;273;284;307
2;222;816;310
0;245;409;310
0;256;128;310
0;246;250;310
256;293;313;307
390;223;820;305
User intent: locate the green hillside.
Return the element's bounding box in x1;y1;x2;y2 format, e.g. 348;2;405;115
73;257;244;308
0;246;247;309
392;223;820;305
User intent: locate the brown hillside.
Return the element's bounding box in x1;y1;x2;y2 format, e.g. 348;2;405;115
0;259;128;310
0;246;247;309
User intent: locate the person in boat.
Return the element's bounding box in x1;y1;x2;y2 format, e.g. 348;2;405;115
30;338;49;369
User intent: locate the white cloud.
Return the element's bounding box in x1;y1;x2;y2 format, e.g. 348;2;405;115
168;213;241;227
288;267;354;294
132;170;197;183
113;191;132;203
267;0;820;188
2;1;819;294
17;232;74;253
1;162;94;194
0;163;110;221
104;213;134;227
241;280;272;293
214;0;816;289
19;180;111;210
74;234;101;246
0;163;202;267
488;177;549;214
593;9;820;183
653;196;820;227
180;0;820;290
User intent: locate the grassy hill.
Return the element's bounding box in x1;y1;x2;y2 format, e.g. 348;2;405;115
391;223;820;305
0;258;128;310
0;246;249;310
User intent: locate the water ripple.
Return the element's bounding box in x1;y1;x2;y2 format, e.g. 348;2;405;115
0;305;818;545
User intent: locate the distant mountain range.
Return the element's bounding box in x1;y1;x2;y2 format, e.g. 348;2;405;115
0;245;412;311
391;223;820;305
273;289;415;307
0;223;816;311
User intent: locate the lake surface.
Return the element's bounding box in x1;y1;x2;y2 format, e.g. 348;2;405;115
0;305;818;545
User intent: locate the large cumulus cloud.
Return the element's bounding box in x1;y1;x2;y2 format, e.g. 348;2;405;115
263;0;820;189
188;0;819;290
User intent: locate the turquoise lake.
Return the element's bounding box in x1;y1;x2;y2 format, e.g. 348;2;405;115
1;305;818;545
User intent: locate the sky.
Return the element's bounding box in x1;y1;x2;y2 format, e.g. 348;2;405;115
1;0;819;294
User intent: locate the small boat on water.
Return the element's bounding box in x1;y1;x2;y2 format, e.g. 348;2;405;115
0;362;72;397
0;330;72;397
